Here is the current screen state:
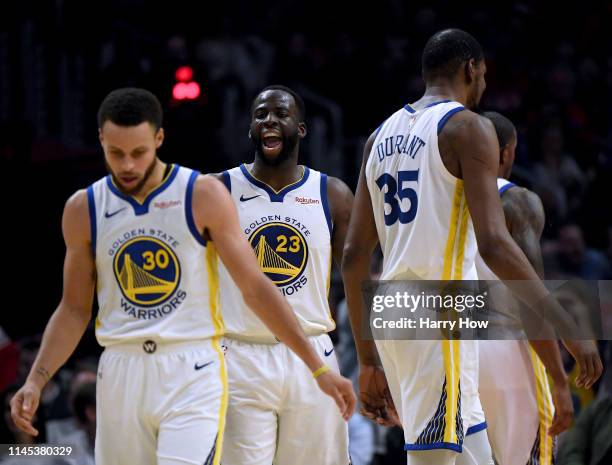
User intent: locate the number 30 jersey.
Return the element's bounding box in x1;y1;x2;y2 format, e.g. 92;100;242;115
87;165;224;347
218;164;335;340
365;100;478;281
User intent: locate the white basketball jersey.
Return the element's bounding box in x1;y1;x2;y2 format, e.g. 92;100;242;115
87;164;224;346
366;100;478;280
219;164;334;339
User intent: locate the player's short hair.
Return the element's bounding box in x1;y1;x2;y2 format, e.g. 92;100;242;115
422;29;484;81
482;111;517;149
252;85;306;122
97;87;163;130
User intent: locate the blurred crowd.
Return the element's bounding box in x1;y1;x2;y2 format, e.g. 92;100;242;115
1;1;611;463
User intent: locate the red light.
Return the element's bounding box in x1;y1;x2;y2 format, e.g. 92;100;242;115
175;66;194;82
172;82;201;101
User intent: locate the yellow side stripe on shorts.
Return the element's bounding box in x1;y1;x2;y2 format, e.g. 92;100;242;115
529;348;554;465
211;337;228;465
441;180;466;445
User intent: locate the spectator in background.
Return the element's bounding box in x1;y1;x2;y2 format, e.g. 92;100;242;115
544;223;612;280
557;394;612;465
46;360;97;446
531;124;587;224
62;381;95;465
0;328;19;393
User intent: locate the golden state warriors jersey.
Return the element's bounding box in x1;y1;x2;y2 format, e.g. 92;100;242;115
87;164;224;346
366;100;478;281
219;164;335;340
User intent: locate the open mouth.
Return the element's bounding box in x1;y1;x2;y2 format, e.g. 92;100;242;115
262;133;283;155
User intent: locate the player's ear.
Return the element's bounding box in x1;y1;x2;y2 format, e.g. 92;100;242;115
466;59;476;83
298;122;307;139
248;130;252;140
98;128;104;146
155;127;165;149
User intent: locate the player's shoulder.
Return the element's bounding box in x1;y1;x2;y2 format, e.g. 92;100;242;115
440;109;495;139
502;185;544;214
326;175;352;194
62;189;92;241
64;189;90;217
194;173;227;197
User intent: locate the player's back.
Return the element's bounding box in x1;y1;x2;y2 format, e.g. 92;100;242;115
365;100;478;281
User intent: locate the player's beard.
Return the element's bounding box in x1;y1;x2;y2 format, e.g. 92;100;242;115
251;130;299;167
106;157;158;196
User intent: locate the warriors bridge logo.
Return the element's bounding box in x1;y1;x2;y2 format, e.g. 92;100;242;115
248;222;308;292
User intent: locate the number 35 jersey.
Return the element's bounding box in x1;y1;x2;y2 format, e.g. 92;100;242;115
366;100;478;281
219;164;335;340
87;165;224;347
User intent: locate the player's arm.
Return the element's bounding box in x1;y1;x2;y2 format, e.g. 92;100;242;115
342;132;397;425
193;175;355;419
445;111;602;387
327;176;354;267
11;190;96;436
503;187;573;434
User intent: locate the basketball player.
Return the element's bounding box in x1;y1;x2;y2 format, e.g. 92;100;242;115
341;29;601;465
476;111;573;465
10;88;355;465
215;85;353;465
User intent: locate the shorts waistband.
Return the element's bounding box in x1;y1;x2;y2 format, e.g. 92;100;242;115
104;338;215;355
225;331;326;345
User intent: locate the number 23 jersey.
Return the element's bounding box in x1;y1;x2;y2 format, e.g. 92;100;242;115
219;165;335;339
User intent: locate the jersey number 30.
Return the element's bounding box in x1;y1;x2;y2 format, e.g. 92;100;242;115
375;170;418;226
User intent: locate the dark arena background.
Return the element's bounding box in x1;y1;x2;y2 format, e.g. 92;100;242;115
1;1;611;463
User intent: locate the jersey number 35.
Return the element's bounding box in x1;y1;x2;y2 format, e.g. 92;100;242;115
375;170;418;226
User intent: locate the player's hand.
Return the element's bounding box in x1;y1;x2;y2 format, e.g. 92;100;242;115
358;364;400;427
562;339;603;389
548;380;573;436
315;370;356;421
10;381;42;436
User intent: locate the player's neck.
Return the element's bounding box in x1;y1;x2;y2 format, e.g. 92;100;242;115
249;155;302;191
420;83;466;106
132;159;167;203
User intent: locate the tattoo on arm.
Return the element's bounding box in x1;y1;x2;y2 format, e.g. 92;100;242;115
36;367;50;382
502;188;546;278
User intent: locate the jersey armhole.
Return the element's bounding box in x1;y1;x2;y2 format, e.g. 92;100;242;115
185;171;208;247
432;105;466;183
87;185;97;257
221;170;231;193
320;174;333;237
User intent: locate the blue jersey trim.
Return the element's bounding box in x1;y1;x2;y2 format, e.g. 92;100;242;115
466;421;487;436
221;170;231;193
498;182;516;196
405;442;462;453
437;107;465;135
426;99;452;108
375;117;390;138
86;185;97;257
106;164;180;216
320;174;333;237
239;164;310;202
403;104;416;114
185;170;207;247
